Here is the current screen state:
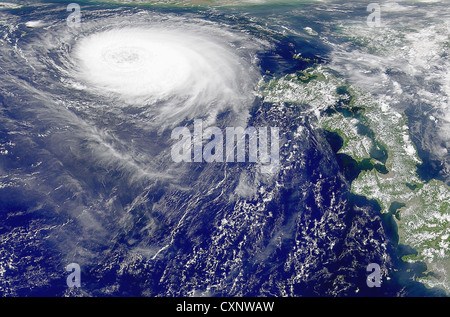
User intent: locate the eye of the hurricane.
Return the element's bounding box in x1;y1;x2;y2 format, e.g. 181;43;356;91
71;26;256;113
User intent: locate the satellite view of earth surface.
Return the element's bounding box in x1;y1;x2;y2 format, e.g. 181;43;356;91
0;0;449;297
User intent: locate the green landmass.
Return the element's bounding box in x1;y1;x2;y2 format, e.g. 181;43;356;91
81;0;295;7
259;65;450;294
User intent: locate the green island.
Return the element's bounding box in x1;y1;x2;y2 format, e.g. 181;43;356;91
80;0;288;7
259;66;450;294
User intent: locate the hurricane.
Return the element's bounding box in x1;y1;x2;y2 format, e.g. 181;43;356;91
9;10;263;130
73;27;261;127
